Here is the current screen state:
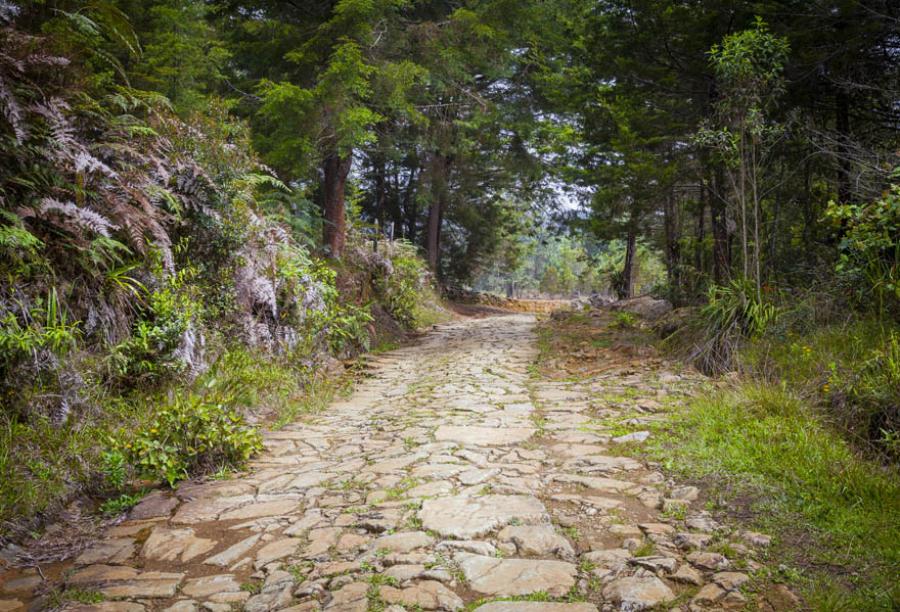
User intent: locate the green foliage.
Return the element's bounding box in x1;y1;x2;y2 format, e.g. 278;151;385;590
647;383;900;609
108;263;200;385
708;17;790;119
610;312;638;329
825;180;900;316
327;303;374;355
742;308;900;459
0;412;106;529
375;241;431;328
595;240;666;297
114;391;262;487
840;331;900;455
128;0;230;115
0;211;44;271
692;278;778;375
0;289;82;416
98;491;143;516
473;234;665;299
0;290;80;373
100;448;127;490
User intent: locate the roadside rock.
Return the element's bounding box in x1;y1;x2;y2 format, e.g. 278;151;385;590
602;576;676;610
497;525;576;561
379;580;463;610
419;495;547;539
456;554;576;597
611;296;673;321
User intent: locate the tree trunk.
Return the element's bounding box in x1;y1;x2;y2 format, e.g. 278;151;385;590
710;167;730;284
663;189;681;304
374;154;387;247
403;166;418;242
621;226;637;299
426;153;448;273
695;190;707;280
323;151;353;258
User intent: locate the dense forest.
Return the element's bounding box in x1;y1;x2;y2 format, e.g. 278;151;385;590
0;0;898;609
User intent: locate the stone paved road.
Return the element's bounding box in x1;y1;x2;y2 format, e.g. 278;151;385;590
0;314;774;611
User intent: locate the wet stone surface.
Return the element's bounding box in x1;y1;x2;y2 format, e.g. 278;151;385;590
0;314;777;611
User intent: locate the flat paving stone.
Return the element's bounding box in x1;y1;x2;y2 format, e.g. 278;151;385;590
141;527;215;563
474;605;598;612
433;426;535;446
379;580;464;611
602;576;676;610
419;495;548;539
456;553;577;597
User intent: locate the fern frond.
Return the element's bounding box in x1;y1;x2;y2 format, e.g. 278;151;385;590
37;198;117;238
0;2;21;24
0;73;26;142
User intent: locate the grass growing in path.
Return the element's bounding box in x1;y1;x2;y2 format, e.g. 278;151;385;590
647;383;900;610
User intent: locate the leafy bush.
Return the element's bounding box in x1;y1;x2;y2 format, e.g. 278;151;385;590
692;277;778;375
742;316;900;459
0;290;80;375
0;289;81;418
99;492;143;516
327;303;374;355
825;179;900;317
113;391;262;487
831;330;900;457
610;311;638;329
375;241;431;328
108;262;201;385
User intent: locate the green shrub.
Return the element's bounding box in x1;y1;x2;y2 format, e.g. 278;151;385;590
0;289;81;417
0;291;80;369
692;277;779;375
833;330;900;456
610;311;638;329
114;391;262;487
825;178;900;317
327;303;374;355
100;448;127;490
98;492;143;516
108;263;201;385
743;319;900;459
375;241;431;329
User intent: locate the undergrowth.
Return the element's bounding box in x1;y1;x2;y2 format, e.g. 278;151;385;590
646;383;900;610
744;319;900;459
0;341;346;536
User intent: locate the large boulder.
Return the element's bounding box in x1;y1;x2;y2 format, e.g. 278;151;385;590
610;295;673;320
652;306;698;338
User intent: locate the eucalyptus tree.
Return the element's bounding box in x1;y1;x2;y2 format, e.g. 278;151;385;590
696;19;789;298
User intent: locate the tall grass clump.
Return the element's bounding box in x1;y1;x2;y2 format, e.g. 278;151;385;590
648;383;900;610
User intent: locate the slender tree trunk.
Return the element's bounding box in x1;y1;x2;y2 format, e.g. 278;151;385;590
739;130;749;280
403;166;418;242
374;154;386;248
389;169;402;240
621;225;637;299
323;151;353;258
663;189;681;304
695;189;707;280
710;167;730;284
426;153;448;273
750;137;761;299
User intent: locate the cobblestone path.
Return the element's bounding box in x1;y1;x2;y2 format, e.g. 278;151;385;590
0;314;775;611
